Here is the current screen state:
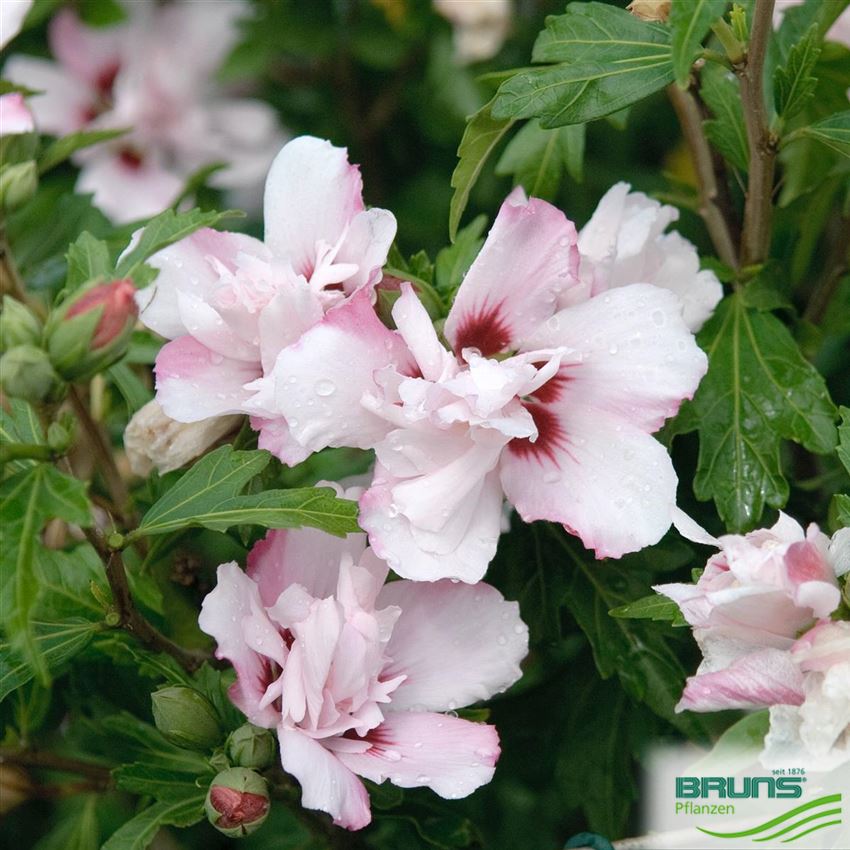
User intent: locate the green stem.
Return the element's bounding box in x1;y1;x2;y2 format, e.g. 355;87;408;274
0;442;52;464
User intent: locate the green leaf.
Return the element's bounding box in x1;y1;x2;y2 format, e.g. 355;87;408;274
495;120;586;200
832;493;850;527
108;362;153;413
774;24;822;122
33;795;100;850
65;231;113;291
101;792;206;850
38;129;127;175
683;293;837;530
131;446;360;540
492;3;674;128
609;593;687;626
434;215;486;296
670;0;727;88
113;763;213;803
701;62;749;172
115;207;241;281
547;526;718;740
0;399;44;473
0;464;91;680
793;110;850;156
838;406;850;475
449;99;515;241
0;619;101;700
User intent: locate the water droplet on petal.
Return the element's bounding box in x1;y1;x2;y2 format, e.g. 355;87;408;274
314;379;336;397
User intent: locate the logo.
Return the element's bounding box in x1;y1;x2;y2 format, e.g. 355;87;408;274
676;776;805;799
696;794;843;844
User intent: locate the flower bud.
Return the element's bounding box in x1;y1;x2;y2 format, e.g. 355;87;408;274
226;723;276;770
47;279;138;381
205;768;270;837
627;0;671;22
0;296;42;351
151;686;222;751
0;161;37;211
0;345;63;403
0;94;36;136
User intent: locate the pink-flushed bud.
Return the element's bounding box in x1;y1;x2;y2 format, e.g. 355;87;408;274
205;768;270;837
48;279;139;381
0;93;35;135
66;279;138;349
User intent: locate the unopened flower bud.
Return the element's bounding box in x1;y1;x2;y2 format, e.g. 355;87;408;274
0;160;37;211
627;0;671;22
226;723;276;770
206;768;270;837
123;400;242;476
0;296;42;351
47;279;138;381
0;345;63;403
151;686;222;751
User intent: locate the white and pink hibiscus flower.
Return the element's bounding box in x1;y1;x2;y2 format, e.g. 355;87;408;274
655;513;847;714
3;1;284;222
198;492;528;830
575;183;723;332
762;619;850;771
133;135;396;463
259;188;708;581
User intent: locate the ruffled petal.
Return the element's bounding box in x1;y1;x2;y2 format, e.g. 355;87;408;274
154;336;260;422
676;648;805;712
246;528;367;608
501;407;678;559
337;712;500;800
379;579;527;711
444;189;579;357
277;728;371;830
521;284;707;432
269;288;414;456
263;136;364;278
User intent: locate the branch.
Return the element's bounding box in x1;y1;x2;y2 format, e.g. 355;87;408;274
668;83;740;270
68;385;132;524
0;748;112;786
85;528;209;673
737;0;778;266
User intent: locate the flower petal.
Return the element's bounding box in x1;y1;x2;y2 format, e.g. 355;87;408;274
198;563;279;727
48;9;123;89
246;528;367;608
155;336;260;422
360;463;504;583
337;712;500;800
277;727;371;830
444;189;579;357
501;408;678;558
263;136;364;278
522;284;707;432
378;580;527;711
677;648;805;713
269;288;414;456
137;227;269;341
334;208;397;293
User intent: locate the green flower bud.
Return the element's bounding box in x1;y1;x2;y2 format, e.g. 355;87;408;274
0;297;42;351
226;724;276;770
0;161;37;211
0;345;63;403
46;279;138;381
150;686;222;751
205;767;270;837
